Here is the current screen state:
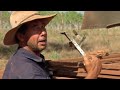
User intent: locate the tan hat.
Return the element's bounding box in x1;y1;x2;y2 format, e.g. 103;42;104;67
3;11;57;45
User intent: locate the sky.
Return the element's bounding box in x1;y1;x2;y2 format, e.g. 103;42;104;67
77;11;84;14
58;11;84;15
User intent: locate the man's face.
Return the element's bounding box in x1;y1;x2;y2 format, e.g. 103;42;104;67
24;19;47;52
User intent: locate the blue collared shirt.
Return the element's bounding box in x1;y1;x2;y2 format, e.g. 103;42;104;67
2;48;51;79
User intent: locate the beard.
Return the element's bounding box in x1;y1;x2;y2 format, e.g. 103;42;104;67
27;41;47;52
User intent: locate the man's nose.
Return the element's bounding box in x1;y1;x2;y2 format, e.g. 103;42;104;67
41;29;47;36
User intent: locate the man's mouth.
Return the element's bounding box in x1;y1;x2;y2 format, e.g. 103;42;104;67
38;40;47;45
39;39;46;42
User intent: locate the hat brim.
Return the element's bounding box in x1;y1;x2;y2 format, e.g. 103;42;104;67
3;14;57;45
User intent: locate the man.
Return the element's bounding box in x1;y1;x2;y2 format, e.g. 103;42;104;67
2;11;102;79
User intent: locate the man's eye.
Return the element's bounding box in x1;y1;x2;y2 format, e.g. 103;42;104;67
35;25;45;30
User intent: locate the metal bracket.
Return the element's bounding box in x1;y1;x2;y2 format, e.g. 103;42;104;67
61;32;85;56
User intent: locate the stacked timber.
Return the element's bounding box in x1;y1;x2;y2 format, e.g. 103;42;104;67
48;53;120;79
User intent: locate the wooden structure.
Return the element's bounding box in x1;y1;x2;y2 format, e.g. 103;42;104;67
48;53;120;79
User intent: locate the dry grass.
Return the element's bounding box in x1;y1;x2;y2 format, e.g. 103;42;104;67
0;59;8;70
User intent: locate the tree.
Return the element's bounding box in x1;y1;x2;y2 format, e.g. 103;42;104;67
38;11;83;30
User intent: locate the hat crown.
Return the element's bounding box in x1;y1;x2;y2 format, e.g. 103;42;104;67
10;11;38;28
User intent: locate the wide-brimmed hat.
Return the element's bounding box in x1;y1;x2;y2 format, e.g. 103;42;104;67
3;11;57;45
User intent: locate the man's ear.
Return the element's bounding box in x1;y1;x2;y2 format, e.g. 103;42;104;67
16;33;25;42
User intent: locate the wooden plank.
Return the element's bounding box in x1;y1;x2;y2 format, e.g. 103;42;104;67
48;53;120;79
53;76;77;79
102;64;120;70
50;63;120;78
101;70;120;75
77;68;120;76
48;54;120;64
101;57;120;63
76;73;120;79
102;53;120;59
49;60;120;71
52;67;120;78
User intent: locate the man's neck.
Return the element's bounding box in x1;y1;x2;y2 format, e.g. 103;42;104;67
22;46;40;56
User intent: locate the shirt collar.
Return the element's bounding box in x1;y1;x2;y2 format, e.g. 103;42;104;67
17;48;45;62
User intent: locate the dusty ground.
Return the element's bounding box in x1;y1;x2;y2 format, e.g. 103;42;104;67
0;59;8;79
0;69;4;79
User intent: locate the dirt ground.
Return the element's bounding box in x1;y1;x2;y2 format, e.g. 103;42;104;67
0;69;4;79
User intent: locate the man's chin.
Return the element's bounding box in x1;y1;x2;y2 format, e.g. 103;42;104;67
38;46;46;51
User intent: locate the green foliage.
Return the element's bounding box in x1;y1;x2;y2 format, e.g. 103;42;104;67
0;11;10;21
39;11;57;14
0;11;11;30
38;11;83;30
62;11;83;24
